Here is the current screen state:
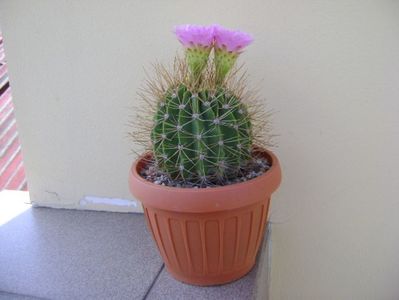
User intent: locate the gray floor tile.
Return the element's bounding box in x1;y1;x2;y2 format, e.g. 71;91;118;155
0;207;163;300
146;263;258;300
0;291;45;300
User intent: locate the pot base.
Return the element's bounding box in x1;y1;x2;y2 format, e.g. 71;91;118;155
143;200;269;286
165;260;256;286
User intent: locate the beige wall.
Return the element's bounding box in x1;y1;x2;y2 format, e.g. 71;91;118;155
263;2;399;299
1;1;399;299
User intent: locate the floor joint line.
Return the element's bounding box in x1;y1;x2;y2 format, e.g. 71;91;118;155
142;263;165;300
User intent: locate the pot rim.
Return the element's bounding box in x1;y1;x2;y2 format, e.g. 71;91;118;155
129;146;282;212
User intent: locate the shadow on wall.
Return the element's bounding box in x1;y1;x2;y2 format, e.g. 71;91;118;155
0;32;27;191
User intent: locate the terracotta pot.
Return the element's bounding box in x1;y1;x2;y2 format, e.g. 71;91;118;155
129;147;281;286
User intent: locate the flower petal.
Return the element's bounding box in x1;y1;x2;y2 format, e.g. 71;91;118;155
213;24;253;52
174;24;215;48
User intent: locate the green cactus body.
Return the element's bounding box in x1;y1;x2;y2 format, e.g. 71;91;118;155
152;84;252;183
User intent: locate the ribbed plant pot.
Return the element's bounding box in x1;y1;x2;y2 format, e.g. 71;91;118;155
129;147;281;286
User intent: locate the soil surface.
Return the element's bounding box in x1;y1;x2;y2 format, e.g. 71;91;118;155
140;156;270;188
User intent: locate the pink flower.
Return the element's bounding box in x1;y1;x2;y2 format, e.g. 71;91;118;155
174;24;215;48
213;24;253;52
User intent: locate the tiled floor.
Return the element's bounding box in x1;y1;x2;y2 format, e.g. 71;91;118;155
0;195;263;300
0;291;45;299
145;264;259;300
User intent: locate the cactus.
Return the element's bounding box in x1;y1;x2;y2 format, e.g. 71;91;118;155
131;24;271;185
151;84;252;182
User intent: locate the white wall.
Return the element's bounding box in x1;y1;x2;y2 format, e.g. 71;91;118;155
1;1;399;298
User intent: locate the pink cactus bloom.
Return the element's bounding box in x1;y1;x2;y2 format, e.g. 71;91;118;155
213;24;253;53
174;24;215;48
